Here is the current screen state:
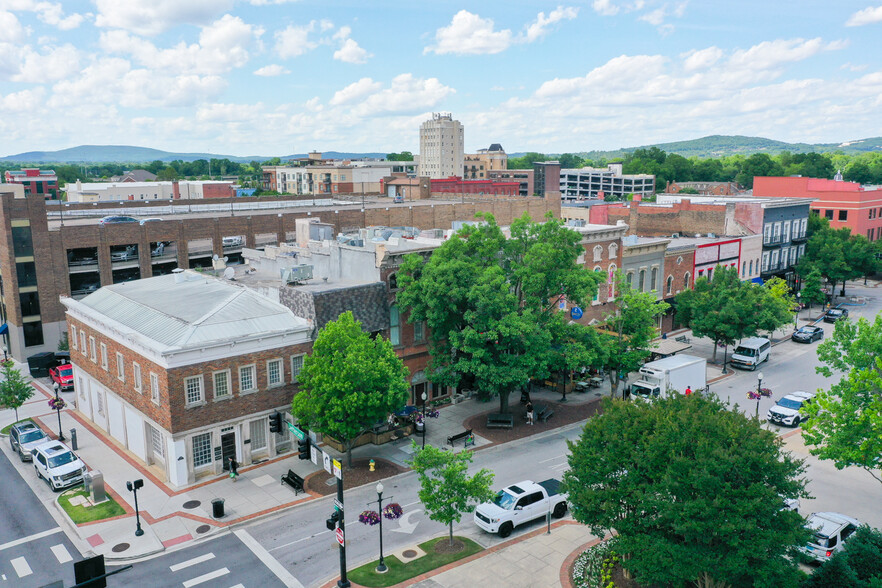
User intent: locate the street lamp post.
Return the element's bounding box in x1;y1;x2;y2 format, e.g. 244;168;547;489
53;382;65;441
796;292;802;326
375;482;387;573
756;372;764;420
126;479;145;536
721;342;728;374
421;391;428;449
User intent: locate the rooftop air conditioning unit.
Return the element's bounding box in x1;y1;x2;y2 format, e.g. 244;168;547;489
281;265;314;284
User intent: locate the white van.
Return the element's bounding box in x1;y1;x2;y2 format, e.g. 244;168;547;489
730;337;771;370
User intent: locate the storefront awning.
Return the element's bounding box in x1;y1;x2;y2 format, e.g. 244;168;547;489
0;324;8;335
650;338;692;357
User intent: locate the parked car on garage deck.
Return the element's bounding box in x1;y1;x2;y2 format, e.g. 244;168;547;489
791;325;824;343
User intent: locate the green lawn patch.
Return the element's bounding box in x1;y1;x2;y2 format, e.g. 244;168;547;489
1;418;34;435
348;536;483;587
58;489;126;524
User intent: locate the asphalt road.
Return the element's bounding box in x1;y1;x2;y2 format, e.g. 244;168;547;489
0;442;81;588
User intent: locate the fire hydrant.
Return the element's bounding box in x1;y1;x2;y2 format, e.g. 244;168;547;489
369;459;375;472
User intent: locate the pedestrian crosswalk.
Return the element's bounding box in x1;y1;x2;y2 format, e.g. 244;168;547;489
169;552;242;587
1;542;73;579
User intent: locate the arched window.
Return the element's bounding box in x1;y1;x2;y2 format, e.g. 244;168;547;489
593;266;603;301
388;273;398;290
742;261;746;278
626;271;634;289
608;264;617;298
650;267;658;292
639;269;646;292
749;260;753;275
593;245;603;262
684;272;691;289
608;243;618;259
666;275;673;295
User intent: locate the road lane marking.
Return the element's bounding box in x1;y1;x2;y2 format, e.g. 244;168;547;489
235;529;305;588
229;585;245;588
11;557;32;578
539;454;567;463
0;527;63;552
170;552;215;572
268;530;330;552
51;544;72;564
182;567;229;587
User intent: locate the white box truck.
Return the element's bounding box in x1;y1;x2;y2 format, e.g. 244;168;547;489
630;354;707;400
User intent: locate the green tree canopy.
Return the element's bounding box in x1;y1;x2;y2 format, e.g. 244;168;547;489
799;267;827;311
385;151;414;161
408;442;494;545
0;360;34;422
397;213;604;414
291;311;410;467
803;314;882;484
563;395;809;588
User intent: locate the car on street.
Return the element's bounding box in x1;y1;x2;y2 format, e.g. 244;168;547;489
9;422;49;462
801;512;860;563
139;217;163;225
31;441;87;491
49;363;74;391
99;215;139;225
767;391;817;427
791;325;824;343
823;308;849;323
474;479;568;538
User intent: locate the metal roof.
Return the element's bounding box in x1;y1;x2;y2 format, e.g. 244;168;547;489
78;271;309;350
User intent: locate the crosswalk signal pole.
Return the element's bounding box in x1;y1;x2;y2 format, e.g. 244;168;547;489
336;473;350;588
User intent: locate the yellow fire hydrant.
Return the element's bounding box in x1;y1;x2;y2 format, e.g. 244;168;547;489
369;459;375;472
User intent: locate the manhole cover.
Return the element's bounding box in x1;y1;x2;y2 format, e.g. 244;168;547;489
182;500;201;509
402;549;417;558
325;477;336;486
196;525;211;534
111;543;130;553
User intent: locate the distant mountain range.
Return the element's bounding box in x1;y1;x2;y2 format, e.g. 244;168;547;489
3;135;882;164
0;145;386;163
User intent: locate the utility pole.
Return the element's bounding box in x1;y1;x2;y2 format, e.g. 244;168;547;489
336;472;350;587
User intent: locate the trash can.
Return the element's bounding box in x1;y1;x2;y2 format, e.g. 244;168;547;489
212;498;225;518
26;351;56;378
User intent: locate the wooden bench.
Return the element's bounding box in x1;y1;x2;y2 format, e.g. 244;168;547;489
486;413;514;429
675;335;691;344
447;428;473;446
535;404;554;423
281;469;305;494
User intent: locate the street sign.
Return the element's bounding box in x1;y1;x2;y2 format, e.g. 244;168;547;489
332;459;342;480
323;452;332;474
335;527;344;546
334;498;343;511
310;445;319;465
570;306;583;320
287;422;306;442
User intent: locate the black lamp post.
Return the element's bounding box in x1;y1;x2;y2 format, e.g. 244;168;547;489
375;482;387;573
126;479;145;536
53;382;65;441
721;343;728;375
755;372;764;420
421;391;428;449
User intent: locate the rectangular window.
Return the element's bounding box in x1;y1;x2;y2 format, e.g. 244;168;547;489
11;226;34;258
100;343;108;370
116;352;125;381
390;305;400;346
825;210;834;219
150;372;160;404
133;362;142;393
192;432;212;467
23;322;43;347
290;355;304;382
15;261;37;288
239;365;256;393
185;376;204;405
838;209;848;221
89;337;96;362
71;326;78;350
250;419;267;451
150;425;164;458
414;321;425;343
19;292;40;316
80;331;87;355
267;359;283;387
782;220;791;242
213;370;230;399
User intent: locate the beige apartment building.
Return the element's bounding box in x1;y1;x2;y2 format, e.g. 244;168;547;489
418;113;464;179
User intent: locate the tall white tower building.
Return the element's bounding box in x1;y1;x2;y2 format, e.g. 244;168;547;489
418;113;464;179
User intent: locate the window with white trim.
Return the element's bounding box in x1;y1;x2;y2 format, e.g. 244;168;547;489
116;352;125;381
150;372;160;404
608;243;618;259
71;326;78;350
593;245;603;262
684;272;691;289
100;343;108;370
89;337;96;362
666;275;674;295
80;331;86;355
650;267;658;292
185;375;204;405
133;362;142;393
390;305;400;346
291;355;304;382
250;419;267;451
213;370;230;399
267;359;283;387
192;432;212;467
414;321;425;343
239;365;256;393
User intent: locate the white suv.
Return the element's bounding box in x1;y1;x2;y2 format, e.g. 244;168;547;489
31;441;87;491
767;391;816;427
801;512;860;562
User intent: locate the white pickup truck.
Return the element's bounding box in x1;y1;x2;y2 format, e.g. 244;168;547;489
473;479;568;538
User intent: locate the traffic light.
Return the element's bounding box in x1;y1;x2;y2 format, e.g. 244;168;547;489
298;428;311;460
326;510;340;530
269;412;282;434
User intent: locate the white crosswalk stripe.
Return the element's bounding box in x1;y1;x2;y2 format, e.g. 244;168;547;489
10;556;32;578
170;552;215;572
51;543;73;564
182;567;230;587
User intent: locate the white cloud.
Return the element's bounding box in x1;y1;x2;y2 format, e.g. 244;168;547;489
11;43;79;82
841;62;868;72
0;87;44;112
248;0;299;5
334;38;370;64
522;6;579;42
332;25;351;41
94;0;232;35
846;5;882;26
592;0;620;16
338;74;455;116
681;46;723;71
329;77;383;105
424;10;513;55
195;102;264;122
0;10;27;43
100;15;262;75
0;1;84;31
253;64;289;76
728;38;843;72
275;22;317;58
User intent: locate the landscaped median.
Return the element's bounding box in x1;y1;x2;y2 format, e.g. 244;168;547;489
58;488;126;524
348;536;482;587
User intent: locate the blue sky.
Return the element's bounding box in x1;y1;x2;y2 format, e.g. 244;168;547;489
1;0;881;157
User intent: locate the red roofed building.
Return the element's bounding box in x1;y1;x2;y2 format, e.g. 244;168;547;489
4;168;58;199
753;176;882;242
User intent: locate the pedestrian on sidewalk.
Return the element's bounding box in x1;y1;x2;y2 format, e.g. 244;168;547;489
685;385;693;396
229;457;239;482
526;401;534;426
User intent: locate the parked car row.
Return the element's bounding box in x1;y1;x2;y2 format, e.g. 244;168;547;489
9;422;87;491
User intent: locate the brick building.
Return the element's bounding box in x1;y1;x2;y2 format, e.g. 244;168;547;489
665;181;742;195
4;168;58;199
561;222;627;325
660;242;696;333
61;271;312;487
